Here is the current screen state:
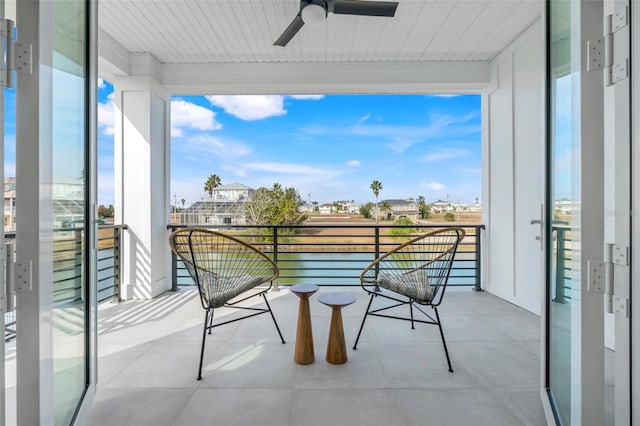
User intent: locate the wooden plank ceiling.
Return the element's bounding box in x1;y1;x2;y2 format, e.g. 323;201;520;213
99;0;541;64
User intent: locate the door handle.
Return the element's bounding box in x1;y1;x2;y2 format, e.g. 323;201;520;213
530;204;544;249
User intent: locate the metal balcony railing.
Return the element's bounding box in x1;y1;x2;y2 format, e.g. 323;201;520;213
168;224;485;291
552;224;573;304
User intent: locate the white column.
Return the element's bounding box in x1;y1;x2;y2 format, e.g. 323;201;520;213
113;63;171;299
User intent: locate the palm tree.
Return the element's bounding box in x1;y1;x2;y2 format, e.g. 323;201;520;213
204;174;221;198
204;174;221;223
370;180;383;222
417;195;427;219
380;200;392;220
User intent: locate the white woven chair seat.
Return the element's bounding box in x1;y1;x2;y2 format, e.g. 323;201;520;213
376;270;434;303
202;274;264;308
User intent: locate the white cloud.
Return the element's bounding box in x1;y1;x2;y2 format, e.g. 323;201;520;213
421;181;446;191
357;114;371;124
206;95;287;121
98;92;115;136
178;133;252;158
98;77;105;89
421;148;470;162
243;162;338;176
289;95;324;100
171;99;222;137
345;160;361;167
429;94;461;98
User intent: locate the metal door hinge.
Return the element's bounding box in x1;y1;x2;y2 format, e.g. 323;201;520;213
588;244;629;317
587;7;629;86
0;18;32;89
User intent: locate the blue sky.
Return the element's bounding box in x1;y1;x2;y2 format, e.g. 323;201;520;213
96;82;482;207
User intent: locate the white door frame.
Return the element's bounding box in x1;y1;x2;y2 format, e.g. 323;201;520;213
541;0;606;424
631;1;640;422
14;0;98;423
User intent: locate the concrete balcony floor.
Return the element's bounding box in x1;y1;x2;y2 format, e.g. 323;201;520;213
87;287;546;425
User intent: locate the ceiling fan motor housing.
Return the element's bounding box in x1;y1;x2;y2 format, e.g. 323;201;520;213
301;0;329;24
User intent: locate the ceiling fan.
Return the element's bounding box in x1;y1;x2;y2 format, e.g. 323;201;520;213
274;0;399;47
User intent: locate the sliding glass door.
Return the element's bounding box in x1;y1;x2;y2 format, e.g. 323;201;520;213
51;0;90;423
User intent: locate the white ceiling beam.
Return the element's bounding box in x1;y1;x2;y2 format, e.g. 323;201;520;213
162;61;492;95
98;29;131;81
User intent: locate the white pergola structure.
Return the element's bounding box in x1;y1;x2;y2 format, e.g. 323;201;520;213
98;0;546;311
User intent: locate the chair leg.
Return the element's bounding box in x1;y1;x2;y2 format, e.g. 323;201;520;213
409;301;415;330
198;308;212;380
208;308;214;334
433;306;453;373
353;293;374;350
262;293;285;344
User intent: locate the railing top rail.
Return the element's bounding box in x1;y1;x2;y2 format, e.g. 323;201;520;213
167;223;485;230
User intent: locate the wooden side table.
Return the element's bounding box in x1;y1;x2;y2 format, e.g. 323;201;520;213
290;284;319;365
317;293;356;365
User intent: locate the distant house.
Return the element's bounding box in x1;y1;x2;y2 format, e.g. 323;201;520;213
319;203;333;214
381;199;419;221
345;202;360;214
299;202;314;213
179;183;255;226
212;182;254;202
430;200;454;213
468;201;482;212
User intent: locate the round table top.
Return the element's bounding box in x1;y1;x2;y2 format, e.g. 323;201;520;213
290;284;319;295
317;292;356;308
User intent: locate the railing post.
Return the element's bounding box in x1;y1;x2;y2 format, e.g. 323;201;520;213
553;228;566;303
374;226;380;278
171;249;179;292
168;225;179;292
473;226;483;292
113;226;123;302
272;226;279;291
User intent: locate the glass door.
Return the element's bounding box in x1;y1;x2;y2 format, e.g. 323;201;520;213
546;0;606;424
2;2;16;424
51;0;91;423
12;0;95;423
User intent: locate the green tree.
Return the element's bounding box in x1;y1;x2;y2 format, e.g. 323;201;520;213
444;212;456;222
379;200;392;220
370;180;383;222
390;217;417;238
244;183;308;227
417;195;431;219
204;174;221;197
98;204;114;218
359;202;374;219
312;201;319;212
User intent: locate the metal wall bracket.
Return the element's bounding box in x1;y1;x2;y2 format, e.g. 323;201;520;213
613;295;629;318
587;38;605;71
15;261;32;292
15;42;32;75
590;7;629;86
611;244;629;266
587;260;606;293
0;18;32;89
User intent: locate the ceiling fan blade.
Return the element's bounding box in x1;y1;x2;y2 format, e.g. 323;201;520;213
274;14;305;46
333;0;398;17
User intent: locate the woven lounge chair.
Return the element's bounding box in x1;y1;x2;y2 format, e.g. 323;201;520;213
353;227;465;372
169;228;285;380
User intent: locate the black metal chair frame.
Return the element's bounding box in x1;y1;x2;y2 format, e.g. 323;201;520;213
352;227;465;373
169;228;285;380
